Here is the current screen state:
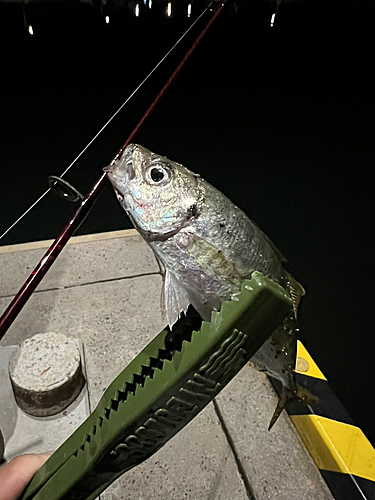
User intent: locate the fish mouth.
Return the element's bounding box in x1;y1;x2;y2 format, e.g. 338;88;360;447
103;164;115;174
103;150;135;183
103;144;136;173
104;169;119;190
103;165;131;192
104;166;141;210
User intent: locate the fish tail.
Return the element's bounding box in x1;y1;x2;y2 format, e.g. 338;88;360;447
268;384;319;431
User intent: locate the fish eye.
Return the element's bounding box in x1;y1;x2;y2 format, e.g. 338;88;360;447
145;164;171;186
150;167;165;183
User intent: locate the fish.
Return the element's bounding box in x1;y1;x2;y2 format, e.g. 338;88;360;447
104;144;318;429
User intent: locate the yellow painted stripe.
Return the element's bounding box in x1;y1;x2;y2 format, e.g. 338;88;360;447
291;414;375;482
295;340;327;380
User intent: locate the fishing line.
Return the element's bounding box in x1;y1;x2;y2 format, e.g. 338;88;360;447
0;190;50;242
0;0;228;340
0;3;211;243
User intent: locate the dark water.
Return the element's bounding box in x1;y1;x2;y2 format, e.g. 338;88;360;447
1;0;374;445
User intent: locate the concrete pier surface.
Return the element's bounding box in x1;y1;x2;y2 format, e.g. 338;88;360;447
0;230;334;500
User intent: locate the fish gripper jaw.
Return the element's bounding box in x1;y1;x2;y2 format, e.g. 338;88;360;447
19;273;292;500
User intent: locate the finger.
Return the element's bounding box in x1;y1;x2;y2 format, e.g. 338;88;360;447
0;452;53;500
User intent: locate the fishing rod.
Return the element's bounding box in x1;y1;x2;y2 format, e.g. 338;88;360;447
0;2;215;243
0;0;229;341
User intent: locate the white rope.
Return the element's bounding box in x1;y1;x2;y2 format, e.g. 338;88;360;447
0;5;210;242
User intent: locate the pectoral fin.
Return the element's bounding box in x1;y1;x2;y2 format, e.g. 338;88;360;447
161;269;191;329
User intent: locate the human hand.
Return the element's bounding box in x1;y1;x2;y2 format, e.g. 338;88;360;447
0;452;52;500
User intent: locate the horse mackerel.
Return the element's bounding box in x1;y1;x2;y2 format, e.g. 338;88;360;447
104;144;318;428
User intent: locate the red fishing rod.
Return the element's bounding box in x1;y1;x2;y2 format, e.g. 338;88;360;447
0;0;228;341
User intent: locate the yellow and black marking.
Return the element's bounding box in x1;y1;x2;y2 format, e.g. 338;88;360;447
273;341;375;500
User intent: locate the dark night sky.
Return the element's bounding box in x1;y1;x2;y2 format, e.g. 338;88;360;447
1;0;375;445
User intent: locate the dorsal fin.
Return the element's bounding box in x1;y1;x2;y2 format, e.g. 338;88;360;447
286;272;305;318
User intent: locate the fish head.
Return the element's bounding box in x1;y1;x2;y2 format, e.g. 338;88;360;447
104;144;202;239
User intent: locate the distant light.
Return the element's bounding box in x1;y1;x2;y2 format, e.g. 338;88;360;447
270;13;275;27
135;3;140;16
28;25;34;36
148;0;152;7
144;0;147;4
105;15;110;24
167;2;172;17
187;3;191;17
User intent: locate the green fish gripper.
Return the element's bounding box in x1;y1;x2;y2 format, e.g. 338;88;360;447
20;272;292;500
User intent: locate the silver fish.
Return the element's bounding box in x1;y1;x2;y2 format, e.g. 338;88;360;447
104;144;318;428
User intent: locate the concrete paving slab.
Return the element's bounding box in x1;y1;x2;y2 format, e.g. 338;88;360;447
215;364;334;500
0;264;247;498
101;403;248;500
0;230;335;499
0;230;159;298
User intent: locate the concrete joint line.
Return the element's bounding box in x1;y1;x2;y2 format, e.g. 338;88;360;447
213;399;257;500
0;272;161;299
